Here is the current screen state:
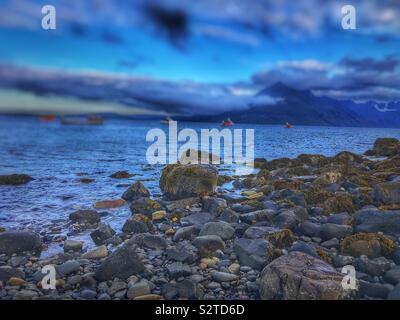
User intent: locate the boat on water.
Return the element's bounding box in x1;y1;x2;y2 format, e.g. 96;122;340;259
221;118;234;127
61;115;104;125
285;122;293;128
160;116;174;124
39;115;56;122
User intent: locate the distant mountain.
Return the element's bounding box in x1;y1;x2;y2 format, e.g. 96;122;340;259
189;82;400;128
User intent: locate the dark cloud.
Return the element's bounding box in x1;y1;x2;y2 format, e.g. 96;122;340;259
143;3;190;48
340;55;400;72
100;30;125;46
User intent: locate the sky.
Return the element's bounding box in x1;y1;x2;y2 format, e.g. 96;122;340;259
0;0;399;116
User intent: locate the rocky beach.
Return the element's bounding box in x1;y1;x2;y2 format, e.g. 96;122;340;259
1;137;400;300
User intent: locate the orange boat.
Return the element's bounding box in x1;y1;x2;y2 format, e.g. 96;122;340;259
39;115;56;122
221;118;234;127
285;122;293;128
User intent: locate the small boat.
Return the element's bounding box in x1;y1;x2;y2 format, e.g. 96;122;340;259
284;122;293;128
39;115;56;122
221;118;234;127
160;116;174;124
61;115;104;125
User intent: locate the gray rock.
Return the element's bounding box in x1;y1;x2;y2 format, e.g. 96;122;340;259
108;279;127;296
122;181;150;201
162;279;203;300
234;238;275;270
359;280;390;299
212;271;239;282
259;251;356;300
181;212;214;229
13;289;39;300
384;266;400;285
167;262;192;279
80;289;97;299
354;256;391;276
321;238;340;249
199;221;235;240
69;210;100;225
127;280;151;299
332;255;355;268
0;266;25;282
219;208;239;223
95;244;144;281
64;240;83;252
129;197;163;218
166;242;198;263
373;182;400;205
128;234;167;250
122;216;151;234
192;235;225;254
327;212;352;225
239;209;275;225
320;223;353;241
90;223;116;245
388;284;400;300
202;197;227;215
353;208;400;237
173;226;199;241
288;241;318;258
0;231;42;255
271;210;300;230
299;221;321;237
56;260;80;277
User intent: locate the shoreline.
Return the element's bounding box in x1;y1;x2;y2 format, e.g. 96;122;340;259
0;137;400;300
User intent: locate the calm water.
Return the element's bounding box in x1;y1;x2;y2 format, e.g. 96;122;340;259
0;115;399;254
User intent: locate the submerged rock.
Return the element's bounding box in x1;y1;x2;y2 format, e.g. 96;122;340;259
0;174;33;185
259;251;356;300
110;171;134;179
0;231;42;255
160;164;218;200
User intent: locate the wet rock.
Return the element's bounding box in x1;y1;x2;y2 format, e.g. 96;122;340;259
0;231;42;255
152;210;166;221
243;226;294;248
353;208;400;237
239;209;275;225
202;197;227;215
90;223;116;245
234;238;275;270
166;242;198;263
82;245;108;259
199;221;235;240
64;240;83;252
354;256;391;276
0;174;33;185
95;244;144;281
319;223;353;241
181;212;214;229
212;271;239;282
341;233;397;258
365;138;400;157
56;260;80;277
359;281;391;299
192;235;225;255
122;181;150;201
108;279;127;296
259;251;356;300
219;208;239;223
130;198;163;218
69;210;100;225
127;280;151;299
160;164;218;200
384;266;400;285
128;234;167;250
373;182;400;205
110;171;134;179
122;214;152;234
173;226;199;242
0;266;25;282
162;279;203;300
94;199;126;209
167;262;192;279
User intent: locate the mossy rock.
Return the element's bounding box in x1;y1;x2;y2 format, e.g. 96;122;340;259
0;174;33;185
341;232;397;258
332;151;363;164
304;188;332;206
262;229;295;249
254;158;267;169
217;175;232;186
296;154;329;166
241;200;266;210
365;138;400;157
272;179;302;191
265;157;297;170
316;248;333;265
160;164;218;200
323;194;356;214
130;198;163;218
286;166;313;177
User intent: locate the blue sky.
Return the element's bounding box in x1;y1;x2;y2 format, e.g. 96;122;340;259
0;0;399;115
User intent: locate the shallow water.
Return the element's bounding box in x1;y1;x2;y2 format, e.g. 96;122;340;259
0;115;399;255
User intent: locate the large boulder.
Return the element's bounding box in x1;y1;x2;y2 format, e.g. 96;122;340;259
373;182;400;205
341;232;397;258
259;251;356;300
95;244;144;281
160;164;218;200
199;221;235;240
353;208;400;238
234;238;276;270
0;231;42;255
0;174;33;185
365;138;400;157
